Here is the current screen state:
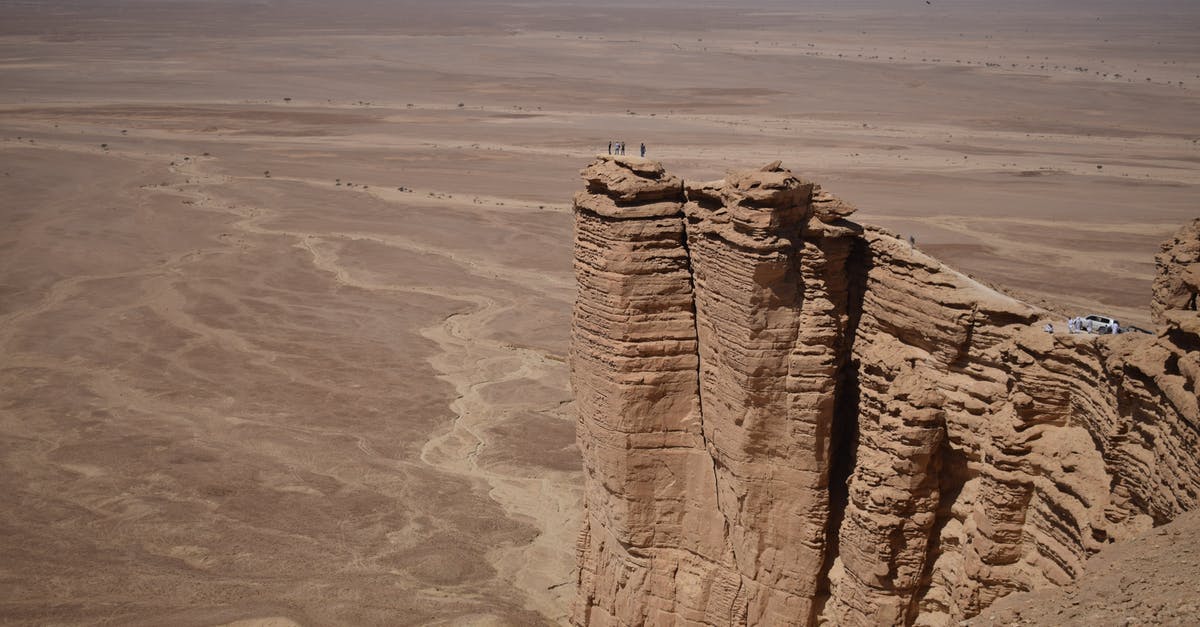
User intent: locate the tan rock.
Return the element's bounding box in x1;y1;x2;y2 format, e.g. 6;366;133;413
580;155;682;203
570;159;1200;626
1152;218;1200;324
810;186;858;223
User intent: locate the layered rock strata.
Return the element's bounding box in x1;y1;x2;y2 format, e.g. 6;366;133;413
570;156;1200;626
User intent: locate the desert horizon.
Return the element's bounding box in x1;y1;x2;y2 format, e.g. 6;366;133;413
1;1;1197;624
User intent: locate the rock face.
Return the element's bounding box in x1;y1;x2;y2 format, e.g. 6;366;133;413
570;156;1200;626
1153;219;1200;355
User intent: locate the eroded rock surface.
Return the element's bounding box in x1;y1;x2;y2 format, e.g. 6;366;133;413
570;157;1200;626
1152;218;1200;325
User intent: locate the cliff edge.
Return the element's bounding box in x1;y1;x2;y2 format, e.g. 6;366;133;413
570;157;1200;626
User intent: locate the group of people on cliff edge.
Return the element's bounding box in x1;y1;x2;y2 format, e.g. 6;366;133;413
608;141;646;158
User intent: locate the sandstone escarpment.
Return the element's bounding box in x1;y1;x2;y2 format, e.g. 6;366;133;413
825;227;1200;624
571;156;1200;626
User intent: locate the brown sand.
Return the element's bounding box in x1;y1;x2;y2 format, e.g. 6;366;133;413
1;1;1197;624
968;510;1200;626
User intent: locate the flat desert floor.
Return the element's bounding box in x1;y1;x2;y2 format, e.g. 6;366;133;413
1;1;1197;624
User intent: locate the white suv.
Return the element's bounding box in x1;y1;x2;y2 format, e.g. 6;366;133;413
1080;314;1119;333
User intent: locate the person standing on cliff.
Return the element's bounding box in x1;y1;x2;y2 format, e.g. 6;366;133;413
1110;319;1119;335
640;143;646;157
608;141;612;155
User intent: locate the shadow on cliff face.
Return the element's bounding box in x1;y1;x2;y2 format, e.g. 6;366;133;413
910;435;973;619
1167;327;1200;353
814;229;872;615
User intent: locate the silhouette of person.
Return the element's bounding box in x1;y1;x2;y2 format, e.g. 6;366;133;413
640;143;646;157
608;141;612;155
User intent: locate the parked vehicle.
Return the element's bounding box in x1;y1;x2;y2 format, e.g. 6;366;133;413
1080;314;1119;333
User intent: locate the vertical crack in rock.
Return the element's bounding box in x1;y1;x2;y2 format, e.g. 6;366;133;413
571;160;1200;626
678;193;730;605
815;229;871;619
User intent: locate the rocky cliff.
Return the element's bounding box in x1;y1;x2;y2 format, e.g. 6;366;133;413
570;156;1200;626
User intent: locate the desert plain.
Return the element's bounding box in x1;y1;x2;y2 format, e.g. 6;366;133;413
0;0;1198;624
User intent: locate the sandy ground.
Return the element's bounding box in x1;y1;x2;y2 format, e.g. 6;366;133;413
0;1;1197;624
967;510;1200;626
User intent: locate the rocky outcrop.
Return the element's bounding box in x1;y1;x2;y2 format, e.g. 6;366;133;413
823;226;1200;624
1141;218;1200;456
1151;218;1199;326
570;156;1200;626
1153;220;1200;378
